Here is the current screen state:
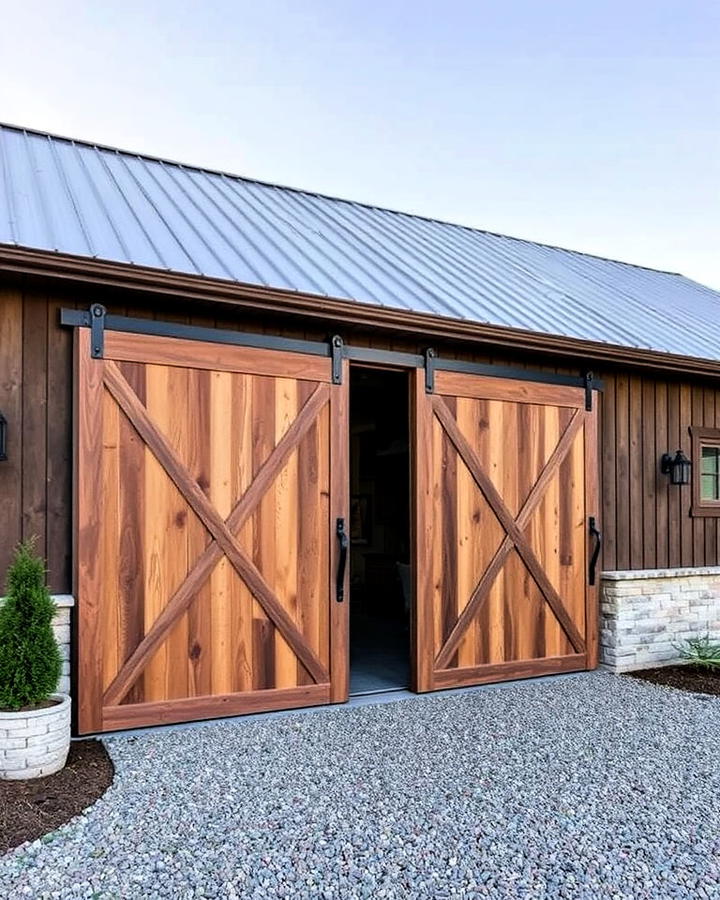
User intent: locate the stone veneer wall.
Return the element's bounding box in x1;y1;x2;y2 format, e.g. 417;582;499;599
0;594;73;695
600;568;720;672
52;595;73;695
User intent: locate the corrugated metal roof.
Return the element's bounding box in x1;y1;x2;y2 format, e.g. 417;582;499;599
1;122;719;361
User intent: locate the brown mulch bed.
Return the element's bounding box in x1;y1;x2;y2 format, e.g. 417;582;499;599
0;740;114;853
627;664;720;697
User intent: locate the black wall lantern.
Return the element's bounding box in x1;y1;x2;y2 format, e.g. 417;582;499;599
661;449;691;485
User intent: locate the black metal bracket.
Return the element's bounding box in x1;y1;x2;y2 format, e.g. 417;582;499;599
584;371;594;411
331;335;344;385
90;304;107;358
424;348;436;393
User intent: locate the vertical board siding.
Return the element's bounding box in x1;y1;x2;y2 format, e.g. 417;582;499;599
0;289;23;584
0;288;73;588
1;285;720;591
601;373;720;570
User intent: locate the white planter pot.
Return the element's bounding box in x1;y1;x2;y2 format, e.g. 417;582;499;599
0;694;71;780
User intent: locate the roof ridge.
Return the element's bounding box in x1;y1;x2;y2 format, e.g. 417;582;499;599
0;120;683;279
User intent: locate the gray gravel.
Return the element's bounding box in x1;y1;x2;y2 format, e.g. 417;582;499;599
2;672;720;898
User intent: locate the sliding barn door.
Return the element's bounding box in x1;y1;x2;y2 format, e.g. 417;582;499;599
413;369;598;692
75;328;348;733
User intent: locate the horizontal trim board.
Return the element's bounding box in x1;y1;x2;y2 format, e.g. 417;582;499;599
435;357;603;391
61;308;331;358
104;330;333;382
432;654;588;689
8;247;720;379
345;346;426;368
434;370;588;408
98;685;332;733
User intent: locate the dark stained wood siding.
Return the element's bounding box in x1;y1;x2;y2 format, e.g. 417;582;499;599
0;287;74;591
1;279;719;591
600;372;720;571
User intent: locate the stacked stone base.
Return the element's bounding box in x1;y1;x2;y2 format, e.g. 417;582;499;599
51;594;73;695
600;567;720;672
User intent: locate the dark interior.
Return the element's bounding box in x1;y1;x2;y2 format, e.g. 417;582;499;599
349;367;411;694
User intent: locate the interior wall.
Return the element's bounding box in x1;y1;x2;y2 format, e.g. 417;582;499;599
349;368;410;603
1;278;719;592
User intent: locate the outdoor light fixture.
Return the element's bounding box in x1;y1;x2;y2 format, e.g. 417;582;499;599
0;411;6;461
660;449;691;485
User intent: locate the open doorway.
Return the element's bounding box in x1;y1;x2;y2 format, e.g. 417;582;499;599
349;366;411;694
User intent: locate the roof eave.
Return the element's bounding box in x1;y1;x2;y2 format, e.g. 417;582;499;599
0;244;718;380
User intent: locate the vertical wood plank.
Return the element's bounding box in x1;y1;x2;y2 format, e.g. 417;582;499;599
296;379;322;686
641;379;656;569
614;375;630;570
675;384;702;566
540;405;560;658
628;377;643;569
529;403;547;660
689;386;703;566
274;377;299;689
100;389;120;692
186;367;213;698
230;372;254;693
142;365;170;703
252;375;276;690
46;297;73;592
486;399;506;664
431;414;444;666
600;376;616;570
75;329;104;733
704;389;718;564
440;399;458;662
455;398;477;668
329;361;349;700
209;370;233;695
667;383;680;567
558;408;584;652
0;289;23;581
654;382;669;569
117;362;146;705
163;366;189;700
412;368;434;691
21;294;49;559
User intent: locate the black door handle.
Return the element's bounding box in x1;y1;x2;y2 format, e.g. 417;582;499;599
588;516;602;586
336;517;348;602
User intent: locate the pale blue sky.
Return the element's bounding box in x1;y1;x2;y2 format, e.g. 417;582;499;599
1;1;718;287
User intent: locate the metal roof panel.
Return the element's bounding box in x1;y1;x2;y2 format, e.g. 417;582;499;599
0;123;718;362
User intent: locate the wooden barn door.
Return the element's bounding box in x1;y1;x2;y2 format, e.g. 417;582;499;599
75;328;348;733
413;369;598;692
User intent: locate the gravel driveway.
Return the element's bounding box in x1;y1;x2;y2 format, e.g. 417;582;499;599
1;672;719;898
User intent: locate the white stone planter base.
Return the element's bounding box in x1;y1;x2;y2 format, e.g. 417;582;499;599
0;694;71;780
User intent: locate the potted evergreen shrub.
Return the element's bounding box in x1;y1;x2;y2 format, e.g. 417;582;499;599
0;541;70;780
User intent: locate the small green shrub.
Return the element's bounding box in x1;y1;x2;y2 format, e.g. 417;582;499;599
0;541;62;710
675;634;720;671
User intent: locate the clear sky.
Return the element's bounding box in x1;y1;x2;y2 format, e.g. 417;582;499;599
1;1;718;287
